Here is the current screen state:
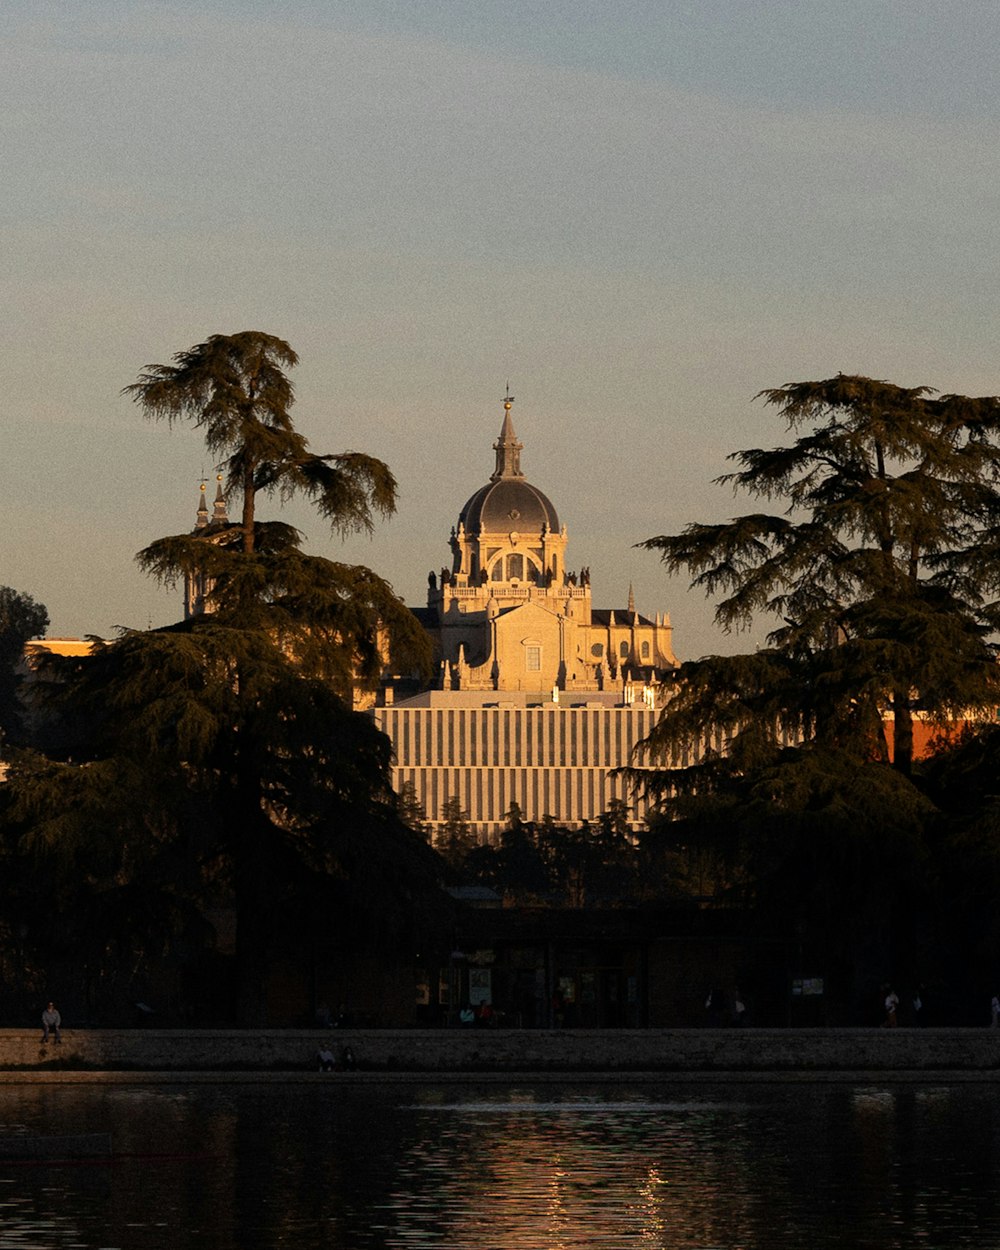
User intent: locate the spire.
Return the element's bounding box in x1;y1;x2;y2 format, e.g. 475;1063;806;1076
212;474;228;524
491;386;524;481
628;583;636;616
195;481;209;529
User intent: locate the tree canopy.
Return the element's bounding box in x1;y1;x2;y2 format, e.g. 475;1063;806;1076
630;374;1000;1016
4;333;437;1025
124;331;397;553
640;374;1000;778
0;586;48;748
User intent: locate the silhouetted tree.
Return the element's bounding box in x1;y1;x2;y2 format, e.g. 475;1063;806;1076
640;375;1000;778
438;796;476;871
4;332;434;1025
0;586;48;748
397;780;430;842
632;375;1000;1012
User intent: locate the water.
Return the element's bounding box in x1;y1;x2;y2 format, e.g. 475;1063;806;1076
1;1080;999;1248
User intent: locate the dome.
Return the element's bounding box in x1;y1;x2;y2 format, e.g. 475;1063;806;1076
457;396;560;535
459;478;559;535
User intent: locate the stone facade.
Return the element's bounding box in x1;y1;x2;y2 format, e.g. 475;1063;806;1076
379;693;668;833
417;393;677;695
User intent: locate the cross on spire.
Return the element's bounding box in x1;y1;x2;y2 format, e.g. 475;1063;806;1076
492;385;524;481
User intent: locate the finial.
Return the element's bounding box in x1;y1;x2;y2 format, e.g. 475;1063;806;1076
504;381;514;410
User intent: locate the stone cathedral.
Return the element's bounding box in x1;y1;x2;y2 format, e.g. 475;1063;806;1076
375;394;680;837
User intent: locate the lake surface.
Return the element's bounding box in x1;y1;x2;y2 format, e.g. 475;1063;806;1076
1;1079;999;1248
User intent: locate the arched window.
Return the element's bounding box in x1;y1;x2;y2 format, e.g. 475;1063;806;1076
491;560;503;581
620;641;629;659
508;554;524;581
641;641;650;659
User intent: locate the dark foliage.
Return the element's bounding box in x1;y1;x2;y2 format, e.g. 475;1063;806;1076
0;586;48;748
2;333;442;1025
629;375;1000;1015
640;375;1000;778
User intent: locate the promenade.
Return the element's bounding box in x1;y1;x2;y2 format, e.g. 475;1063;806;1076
1;1027;999;1078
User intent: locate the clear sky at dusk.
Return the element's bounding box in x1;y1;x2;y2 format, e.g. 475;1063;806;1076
5;1;999;658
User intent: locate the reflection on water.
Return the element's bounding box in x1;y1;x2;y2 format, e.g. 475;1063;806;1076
0;1080;999;1248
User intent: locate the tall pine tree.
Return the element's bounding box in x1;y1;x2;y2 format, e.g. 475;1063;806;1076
640;375;1000;779
633;375;1000;1013
6;333;434;1025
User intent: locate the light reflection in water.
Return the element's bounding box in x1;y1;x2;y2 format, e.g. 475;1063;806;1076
0;1083;1000;1248
386;1100;764;1248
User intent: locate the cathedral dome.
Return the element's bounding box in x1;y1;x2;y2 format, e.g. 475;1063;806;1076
459;477;559;535
457;396;560;536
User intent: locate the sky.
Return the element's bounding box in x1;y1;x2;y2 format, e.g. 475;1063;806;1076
5;0;1000;658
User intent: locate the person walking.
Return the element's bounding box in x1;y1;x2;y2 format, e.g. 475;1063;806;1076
41;1001;61;1044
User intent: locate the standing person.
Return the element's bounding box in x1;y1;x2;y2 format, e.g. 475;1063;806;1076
990;994;999;1029
41;1001;61;1044
883;987;899;1028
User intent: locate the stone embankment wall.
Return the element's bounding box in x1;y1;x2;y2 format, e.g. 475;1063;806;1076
2;1028;1000;1074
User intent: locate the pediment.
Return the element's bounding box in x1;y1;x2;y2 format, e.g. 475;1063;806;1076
493;600;561;627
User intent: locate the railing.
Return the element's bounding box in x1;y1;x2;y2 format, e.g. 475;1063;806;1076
437;585;589;601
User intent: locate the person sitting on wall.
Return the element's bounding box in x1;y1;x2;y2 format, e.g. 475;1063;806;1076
459;1003;475;1027
41;1001;61;1044
317;1047;336;1072
475;1001;494;1028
